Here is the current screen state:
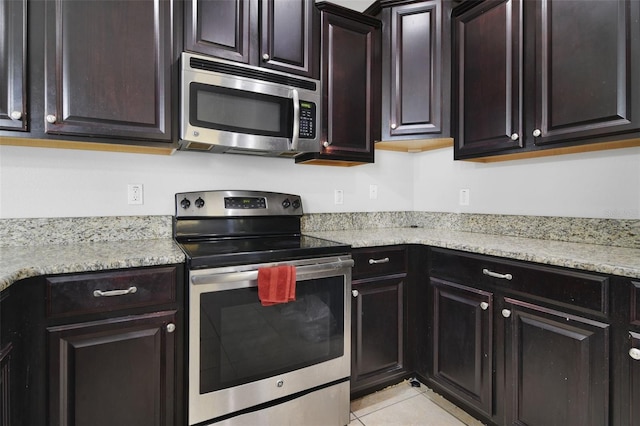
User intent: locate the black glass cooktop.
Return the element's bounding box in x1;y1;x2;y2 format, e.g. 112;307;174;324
179;235;350;269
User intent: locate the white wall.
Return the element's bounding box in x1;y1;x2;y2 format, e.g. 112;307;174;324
1;144;638;219
413;146;640;219
0;145;414;218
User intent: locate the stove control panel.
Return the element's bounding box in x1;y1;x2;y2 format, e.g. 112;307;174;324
175;190;303;217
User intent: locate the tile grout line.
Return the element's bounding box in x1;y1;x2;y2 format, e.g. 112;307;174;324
353;392;427;423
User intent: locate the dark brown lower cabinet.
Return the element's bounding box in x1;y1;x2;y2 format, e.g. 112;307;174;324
48;310;177;426
629;331;640;426
429;277;493;418
503;298;609;426
352;277;405;393
351;246;409;398
0;343;11;426
426;247;611;426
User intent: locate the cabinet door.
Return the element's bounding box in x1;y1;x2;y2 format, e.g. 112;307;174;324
0;343;11;426
260;0;318;78
313;6;381;164
383;0;444;139
503;298;609;426
184;0;255;64
351;276;404;392
452;0;523;158
529;0;640;146
429;278;493;417
44;0;173;142
48;311;177;426
630;331;640;426
0;0;26;131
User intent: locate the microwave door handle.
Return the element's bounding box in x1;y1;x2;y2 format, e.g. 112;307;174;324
291;89;300;151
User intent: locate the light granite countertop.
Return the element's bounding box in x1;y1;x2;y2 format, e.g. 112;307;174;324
305;227;640;279
1;224;639;293
0;238;186;292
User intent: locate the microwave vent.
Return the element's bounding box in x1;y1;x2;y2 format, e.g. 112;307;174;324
189;57;317;92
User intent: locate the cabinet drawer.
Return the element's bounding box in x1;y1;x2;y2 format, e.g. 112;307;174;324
430;248;609;317
352;246;406;279
46;266;177;317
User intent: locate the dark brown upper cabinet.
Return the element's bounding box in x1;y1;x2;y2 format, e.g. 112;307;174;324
43;0;175;143
184;0;319;79
453;0;640;161
371;0;453;153
295;2;381;166
0;0;27;132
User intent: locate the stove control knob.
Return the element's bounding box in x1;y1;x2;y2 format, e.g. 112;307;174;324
195;197;205;208
282;198;291;208
180;198;191;209
292;199;301;209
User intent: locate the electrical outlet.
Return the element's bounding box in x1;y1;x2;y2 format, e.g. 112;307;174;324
334;189;344;205
127;184;144;205
459;188;470;206
369;184;378;200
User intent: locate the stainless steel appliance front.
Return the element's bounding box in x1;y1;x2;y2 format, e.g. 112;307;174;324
180;52;321;157
188;256;352;425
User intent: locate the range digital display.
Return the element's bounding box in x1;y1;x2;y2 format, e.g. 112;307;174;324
224;197;267;209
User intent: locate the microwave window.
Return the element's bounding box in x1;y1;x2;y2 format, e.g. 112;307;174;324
191;83;292;138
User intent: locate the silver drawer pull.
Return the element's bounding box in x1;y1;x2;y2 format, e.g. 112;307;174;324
93;286;137;297
483;268;513;280
369;257;390;265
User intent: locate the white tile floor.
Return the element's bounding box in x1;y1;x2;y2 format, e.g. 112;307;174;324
349;380;486;426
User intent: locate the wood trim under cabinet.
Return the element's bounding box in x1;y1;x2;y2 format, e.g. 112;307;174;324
0;136;176;155
465;138;640;163
376;137;453;153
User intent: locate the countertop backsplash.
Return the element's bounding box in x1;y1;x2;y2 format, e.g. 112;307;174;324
1;212;637;249
0;215;173;246
301;212;640;249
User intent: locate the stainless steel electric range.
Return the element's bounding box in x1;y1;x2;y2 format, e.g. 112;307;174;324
173;190;353;426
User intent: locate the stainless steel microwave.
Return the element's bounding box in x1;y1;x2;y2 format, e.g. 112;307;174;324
180;52;321;157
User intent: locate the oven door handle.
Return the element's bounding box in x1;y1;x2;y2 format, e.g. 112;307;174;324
191;259;354;286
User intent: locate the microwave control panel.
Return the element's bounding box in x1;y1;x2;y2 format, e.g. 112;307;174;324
298;101;316;139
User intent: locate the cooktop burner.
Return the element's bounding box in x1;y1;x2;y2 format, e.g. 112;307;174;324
173;190;351;269
180;235;349;269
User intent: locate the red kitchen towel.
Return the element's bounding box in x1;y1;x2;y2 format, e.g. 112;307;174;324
258;265;296;306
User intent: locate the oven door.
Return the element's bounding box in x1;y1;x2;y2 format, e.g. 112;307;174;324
188;256;353;425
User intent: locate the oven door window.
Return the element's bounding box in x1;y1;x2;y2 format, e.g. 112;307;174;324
199;276;344;394
190;83;293;138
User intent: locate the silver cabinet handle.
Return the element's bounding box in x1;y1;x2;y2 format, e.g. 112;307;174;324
532;129;541;137
46;114;56;124
262;53;270;61
93;286;137;297
352;289;359;297
502;309;511;318
390;123;397;129
10;111;22;120
480;302;489;310
630;348;640;360
166;323;176;333
323;141;331;148
369;257;390;265
510;133;519;141
483;268;512;280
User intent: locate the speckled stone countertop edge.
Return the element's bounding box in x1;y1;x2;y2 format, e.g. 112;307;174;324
304;228;640;280
0;238;186;292
2;226;639;292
